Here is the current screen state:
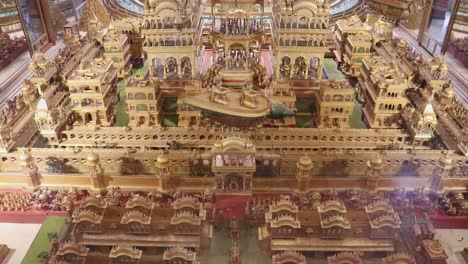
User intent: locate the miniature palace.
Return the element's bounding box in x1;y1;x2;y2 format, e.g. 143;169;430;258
0;0;467;263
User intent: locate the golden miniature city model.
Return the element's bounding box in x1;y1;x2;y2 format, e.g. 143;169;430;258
0;0;467;263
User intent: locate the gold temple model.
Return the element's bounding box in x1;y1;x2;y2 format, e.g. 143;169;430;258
0;0;466;263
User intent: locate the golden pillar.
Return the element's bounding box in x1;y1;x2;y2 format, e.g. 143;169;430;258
154;152;172;191
87;151;105;190
439;83;455;109
295;154;313;194
366;155;383;192
19;148;40;188
430;151;453;193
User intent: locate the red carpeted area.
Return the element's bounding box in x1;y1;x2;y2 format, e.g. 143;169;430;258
429;214;468;229
0;211;68;224
214;193;283;219
215;195;251;219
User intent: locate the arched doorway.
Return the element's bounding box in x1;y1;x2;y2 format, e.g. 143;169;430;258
85;113;93;124
138;116;146;125
309;57;319;79
294;56;306;78
181;56;192;77
224;173;244;192
227;43;247;69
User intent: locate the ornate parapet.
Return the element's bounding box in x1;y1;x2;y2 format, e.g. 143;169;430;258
382;253;416;264
71;208;103;224
121;210;151;225
270;198;298;213
317;199;347;214
327;252;362;264
270;215;301;229
54;241;89;258
272;251;306;264
79;195;108;210
320;215;351;229
163;247;197;262
172;195;201;211
369;213;401;229
126;195;154;210
170;211;202;226
364;199;394;214
109;245;142;261
266;198;298;223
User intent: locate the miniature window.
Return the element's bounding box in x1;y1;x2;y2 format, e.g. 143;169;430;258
135;93;147;100
136;104;148;111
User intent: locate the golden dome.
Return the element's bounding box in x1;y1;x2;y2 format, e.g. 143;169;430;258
155;152;171;169
442;85;455;98
19;150;32;162
55;55;64;64
299;155;312;166
87;152;100;164
156;153;169;164
439;151;452;168
297;154;313;171
370;155;383;166
21;82;31;93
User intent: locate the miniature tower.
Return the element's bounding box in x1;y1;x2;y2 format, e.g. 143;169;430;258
316;80;355;128
19;148;40;188
102;22;132;78
126;77;162;127
273;0;331;80
430;151;453;193
154;152;172;177
295;154;313;194
438;82;455;109
21;80;37;109
87;151;105;190
142;0;200;78
366;155;383;192
34;94;70;144
403;102;438;145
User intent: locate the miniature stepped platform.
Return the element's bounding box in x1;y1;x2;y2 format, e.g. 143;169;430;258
270;237;394;252
219;69;254;88
0;244;9;264
183;91;269;118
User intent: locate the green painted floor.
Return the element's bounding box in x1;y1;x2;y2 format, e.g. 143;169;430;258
22;216;66;264
296;97;316;113
161;98;178;112
114;80;129;127
349;94;367;129
131;61;148;77
296;115;315;128
198;221;271;264
323;58;345;80
162;114;178;127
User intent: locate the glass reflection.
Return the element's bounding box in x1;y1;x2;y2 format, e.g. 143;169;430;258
422;0;458;54
17;0;45;47
447;0;468;67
